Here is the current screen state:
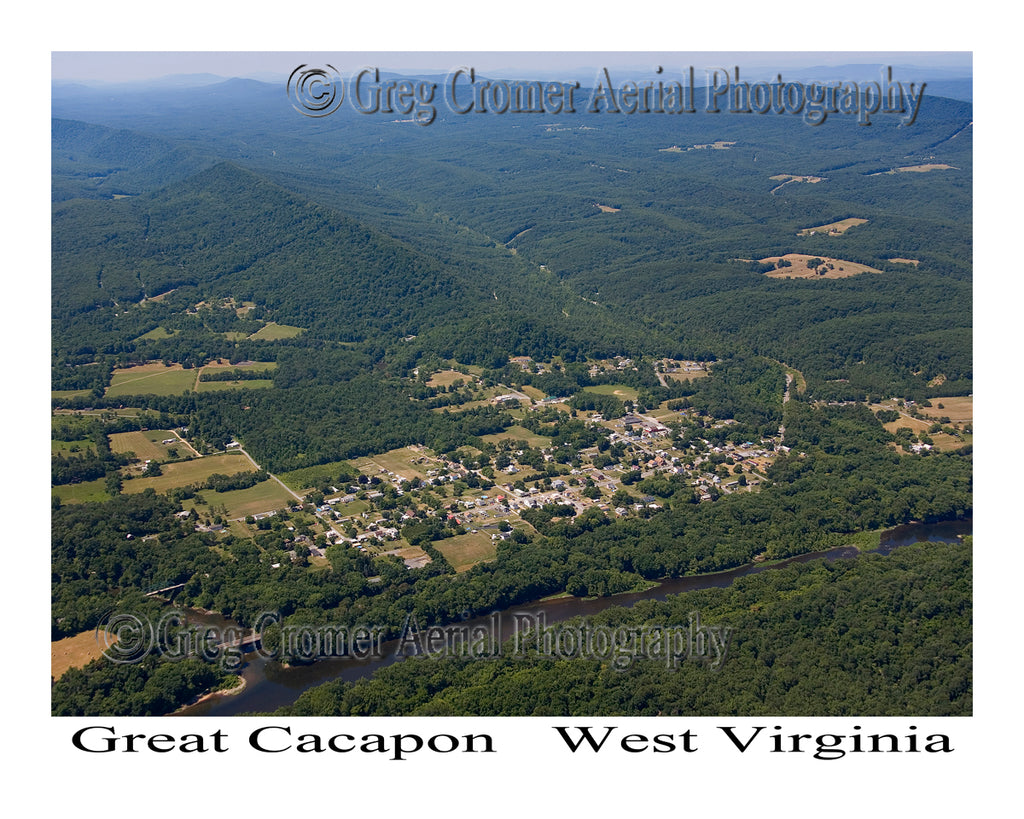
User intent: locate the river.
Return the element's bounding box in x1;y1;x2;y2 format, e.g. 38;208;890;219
175;518;971;716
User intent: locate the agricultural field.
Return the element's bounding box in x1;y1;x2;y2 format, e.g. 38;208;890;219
427;369;474;388
52;629;114;681
121;452;257;494
52;477;109;504
798;218;868;236
884;163;958;174
106;363;198;397
761;254;884;279
186;479;297;520
481;425;552;448
196;378;274;392
433;531;498;572
51;439;96;455
351;446;436;481
248;322;304;340
133;326;178;342
51;389;92;401
108;429;184;462
922;396;973;424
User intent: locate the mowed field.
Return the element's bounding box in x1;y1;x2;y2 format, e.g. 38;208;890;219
121;452;256;494
583;384;640;400
248;322;304;340
52;477;109;504
434;531;498;572
665;370;708;383
922;396;973;424
106;363;197;397
427;369;472;388
761;254;884;279
798;218;868;236
108;429;182;462
186;479;297;519
351;447;435;481
52;629;114;680
481;425;552;448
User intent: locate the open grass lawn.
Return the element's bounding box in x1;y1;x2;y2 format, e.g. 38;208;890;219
248;322;304;340
106;363;198;397
433;531;498;572
121;452;256;494
108;429;181;462
190;479;297;519
480;425;552;448
52;477;109;504
584;384;640;401
52;629;114;680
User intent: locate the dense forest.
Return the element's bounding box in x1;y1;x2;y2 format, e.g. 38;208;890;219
280;541;972;717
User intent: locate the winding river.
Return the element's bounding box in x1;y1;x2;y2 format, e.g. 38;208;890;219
176;518;971;716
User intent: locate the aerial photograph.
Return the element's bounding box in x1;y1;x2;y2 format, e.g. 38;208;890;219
50;51;973;721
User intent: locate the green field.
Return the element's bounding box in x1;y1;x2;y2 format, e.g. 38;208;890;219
186;479;297;519
277;460;356;493
196;379;274;393
52;478;109;504
121;452;256;494
51;439;96;455
434;531;498;572
351;447;436;480
248;323;305;340
106;363;198;397
108;429;182;462
51;389;92;401
481;425;552;448
583;384;640;401
133;326;178;342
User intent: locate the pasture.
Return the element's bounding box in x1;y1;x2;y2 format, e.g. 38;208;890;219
108;429;182;462
761;254;883;279
351;446;436;481
798;218;868;236
121;452;256;494
52;629;115;681
481;425;552;448
106;363;198;397
248;322;304;340
188;479;297;520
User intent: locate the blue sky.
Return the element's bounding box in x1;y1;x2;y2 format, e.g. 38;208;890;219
52;51;972;84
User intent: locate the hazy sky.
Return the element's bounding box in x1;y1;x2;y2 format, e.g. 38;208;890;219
52;51;972;84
